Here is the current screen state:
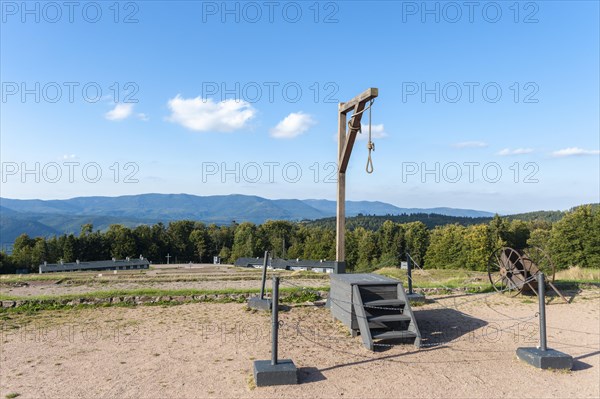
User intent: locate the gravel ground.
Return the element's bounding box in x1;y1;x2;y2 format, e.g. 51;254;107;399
1;289;598;398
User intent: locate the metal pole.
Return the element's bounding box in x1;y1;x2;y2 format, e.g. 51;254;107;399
271;275;279;366
537;272;547;351
407;253;413;295
259;251;269;300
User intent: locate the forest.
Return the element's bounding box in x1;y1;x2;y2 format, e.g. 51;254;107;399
1;204;598;274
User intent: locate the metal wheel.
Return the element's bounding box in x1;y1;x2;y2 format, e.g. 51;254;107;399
521;246;556;283
487;247;528;296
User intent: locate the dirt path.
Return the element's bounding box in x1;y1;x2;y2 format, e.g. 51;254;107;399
1;290;599;398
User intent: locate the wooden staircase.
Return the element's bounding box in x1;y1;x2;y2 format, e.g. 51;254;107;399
352;283;421;350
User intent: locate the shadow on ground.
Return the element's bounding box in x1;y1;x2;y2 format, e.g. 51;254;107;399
414;308;488;348
298;367;327;383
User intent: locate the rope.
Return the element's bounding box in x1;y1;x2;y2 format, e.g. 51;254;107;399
345;99;376;173
366;99;375;173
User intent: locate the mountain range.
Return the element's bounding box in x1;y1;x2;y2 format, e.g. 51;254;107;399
0;193;495;245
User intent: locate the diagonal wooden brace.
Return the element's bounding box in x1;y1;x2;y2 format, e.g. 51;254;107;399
338;88;378;174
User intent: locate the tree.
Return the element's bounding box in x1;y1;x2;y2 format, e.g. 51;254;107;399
258;220;295;258
31;238;49;266
104;225;136;259
189;228;209;262
302;227;335;261
355;227;379;272
230;222;260;262
488;214;510;249
550;205;599;268
507;220;530;249
167;221;197;262
425;224;464;269
377;220;404;267
78;224;108;261
344;229;360;271
527;228;551;251
405;222;429;267
11;234;40;270
286;225;308;259
463;224;491;271
0;252;16;274
218;246;231;262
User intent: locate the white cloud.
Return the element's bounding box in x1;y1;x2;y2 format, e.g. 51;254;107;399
167;96;255;132
453;141;488;149
551;147;600;157
357;123;388;140
497;148;534;156
270;112;316;139
136;113;149;121
62;154;76;160
105;103;134;121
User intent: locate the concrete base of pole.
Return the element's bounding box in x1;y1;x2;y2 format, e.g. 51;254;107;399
253;359;298;386
247;297;272;311
516;347;573;370
334;261;346;274
406;293;426;303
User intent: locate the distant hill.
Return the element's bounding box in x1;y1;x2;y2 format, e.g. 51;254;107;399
504;204;599;223
504;210;566;223
305;213;493;230
0;193;496;245
303;200;494;218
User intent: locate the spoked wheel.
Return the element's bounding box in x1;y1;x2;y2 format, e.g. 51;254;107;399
521;246;556;283
488;247;528;296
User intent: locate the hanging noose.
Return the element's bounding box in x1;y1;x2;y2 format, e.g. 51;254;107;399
366;99;375;174
345;99;376;173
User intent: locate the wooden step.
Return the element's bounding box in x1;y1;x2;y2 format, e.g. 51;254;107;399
371;330;418;340
367;314;412;323
363;299;405;308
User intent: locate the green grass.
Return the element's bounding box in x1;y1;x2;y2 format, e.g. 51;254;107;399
0;269;329;285
374;267;491;291
0;285;329;302
374;266;600;294
0;285;329;314
554;266;600;284
5;393;20;399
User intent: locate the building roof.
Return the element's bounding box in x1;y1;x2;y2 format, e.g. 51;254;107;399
234;257;336;270
40;257;149;273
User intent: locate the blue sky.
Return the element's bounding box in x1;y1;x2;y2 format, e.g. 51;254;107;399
1;0;598;214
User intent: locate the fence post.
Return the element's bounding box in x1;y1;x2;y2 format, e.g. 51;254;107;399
406;253;413;295
271;275;279;365
515;271;572;369
537;272;547;351
252;274;297;386
260;251;269;300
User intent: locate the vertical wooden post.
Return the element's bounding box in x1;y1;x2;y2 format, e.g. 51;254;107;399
335;88;378;274
336;106;347;268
